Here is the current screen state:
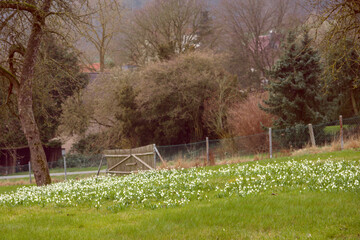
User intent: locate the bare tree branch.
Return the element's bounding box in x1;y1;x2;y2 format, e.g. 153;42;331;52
0;2;37;13
0;66;20;89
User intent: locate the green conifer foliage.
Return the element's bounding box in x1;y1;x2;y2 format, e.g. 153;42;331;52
260;31;328;148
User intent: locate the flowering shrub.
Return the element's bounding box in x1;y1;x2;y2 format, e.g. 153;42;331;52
0;158;359;209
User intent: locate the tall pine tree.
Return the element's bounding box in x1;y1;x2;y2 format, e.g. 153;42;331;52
260;31;328;148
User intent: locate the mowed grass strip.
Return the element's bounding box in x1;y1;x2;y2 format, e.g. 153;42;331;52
0;191;359;239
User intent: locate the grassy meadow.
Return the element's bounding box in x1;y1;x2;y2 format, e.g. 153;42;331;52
0;150;359;239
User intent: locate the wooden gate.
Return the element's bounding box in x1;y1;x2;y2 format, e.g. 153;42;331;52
104;144;155;174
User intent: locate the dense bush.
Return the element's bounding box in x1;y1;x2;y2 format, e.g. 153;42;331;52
227;93;273;152
60;51;240;152
136;51;240;145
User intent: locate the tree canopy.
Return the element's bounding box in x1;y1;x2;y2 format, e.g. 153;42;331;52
60;51;240;151
261;31;329;128
0;0;87;186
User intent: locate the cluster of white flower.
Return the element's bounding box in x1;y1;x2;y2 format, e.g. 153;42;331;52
218;159;360;197
0;168;210;209
0;158;359;209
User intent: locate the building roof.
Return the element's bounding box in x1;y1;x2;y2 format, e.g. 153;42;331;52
81;63;101;73
249;32;282;53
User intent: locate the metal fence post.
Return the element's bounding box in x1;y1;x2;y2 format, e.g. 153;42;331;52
62;148;67;181
269;128;272;159
29;161;31;184
153;144;157;169
206;137;209;165
154;145;166;165
308;124;316;147
97;156;104;176
339;115;344;150
64;156;67;180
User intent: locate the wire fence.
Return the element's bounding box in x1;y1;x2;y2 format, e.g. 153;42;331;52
0;155;104;178
156;116;360;165
1;116;360;179
156;132;270;165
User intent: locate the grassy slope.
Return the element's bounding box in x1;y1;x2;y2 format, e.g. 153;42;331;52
1;192;359;240
288;149;360;161
0;149;359;239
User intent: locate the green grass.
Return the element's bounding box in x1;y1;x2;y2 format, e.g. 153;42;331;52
0;149;359;239
0;173;106;187
0;185;26;194
324;125;353;135
273;149;360;162
0;191;359;239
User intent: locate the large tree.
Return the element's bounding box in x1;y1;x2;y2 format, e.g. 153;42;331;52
310;0;360;40
120;0;206;65
309;0;360;79
0;37;88;148
136;52;239;144
308;0;360;119
219;0;304;88
0;1;85;186
324;39;360;116
78;0;123;72
260;31;328;131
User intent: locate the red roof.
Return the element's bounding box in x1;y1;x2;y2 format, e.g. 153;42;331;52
81;63;101;73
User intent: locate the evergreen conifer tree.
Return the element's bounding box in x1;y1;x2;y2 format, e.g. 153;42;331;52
260;31;328;148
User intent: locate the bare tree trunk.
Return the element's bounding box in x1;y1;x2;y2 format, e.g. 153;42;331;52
100;48;105;72
350;89;359;115
17;3;52;186
9;150;17;175
100;25;106;72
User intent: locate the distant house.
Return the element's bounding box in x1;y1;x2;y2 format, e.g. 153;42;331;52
81;63;101;82
0;145;62;175
248;31;283;88
249;31;282;53
81;63;139;82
